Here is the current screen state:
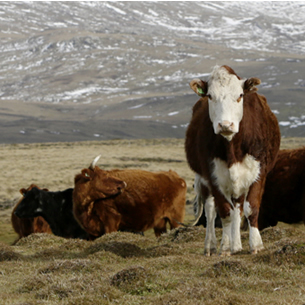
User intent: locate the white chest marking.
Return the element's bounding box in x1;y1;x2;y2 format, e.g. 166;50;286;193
212;154;260;204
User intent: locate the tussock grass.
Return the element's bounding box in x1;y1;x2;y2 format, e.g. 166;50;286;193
1;138;305;304
0;242;21;261
2;226;305;304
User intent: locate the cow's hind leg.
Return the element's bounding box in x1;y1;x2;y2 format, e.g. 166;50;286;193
244;200;263;254
154;218;168;237
244;181;264;254
204;195;217;256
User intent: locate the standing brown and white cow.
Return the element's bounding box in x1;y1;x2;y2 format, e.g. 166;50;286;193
185;65;280;255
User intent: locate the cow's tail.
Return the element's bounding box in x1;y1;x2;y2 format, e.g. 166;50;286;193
189;173;205;226
189;190;204;226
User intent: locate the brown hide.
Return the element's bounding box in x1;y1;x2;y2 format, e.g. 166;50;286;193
185;67;280;228
258;147;305;230
73;168;186;237
11;184;52;244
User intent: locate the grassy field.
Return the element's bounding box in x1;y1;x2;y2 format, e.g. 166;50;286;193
1;138;305;304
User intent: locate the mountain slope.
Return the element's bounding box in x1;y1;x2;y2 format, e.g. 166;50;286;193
0;1;305;142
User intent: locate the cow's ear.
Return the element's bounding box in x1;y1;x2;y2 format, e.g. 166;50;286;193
190;79;208;97
243;77;261;94
20;188;27;195
42;188;49;192
81;169;93;180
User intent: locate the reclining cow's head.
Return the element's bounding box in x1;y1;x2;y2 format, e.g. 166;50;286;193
19;184;48;197
74;155;127;201
190;65;261;141
14;187;47;218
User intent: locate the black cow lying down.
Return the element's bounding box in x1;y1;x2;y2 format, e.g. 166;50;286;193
14;187;91;240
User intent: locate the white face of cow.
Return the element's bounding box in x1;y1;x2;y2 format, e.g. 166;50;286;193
190;66;261;142
207;66;245;141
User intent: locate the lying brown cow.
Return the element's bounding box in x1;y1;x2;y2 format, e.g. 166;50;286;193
11;184;52;244
73;156;186;237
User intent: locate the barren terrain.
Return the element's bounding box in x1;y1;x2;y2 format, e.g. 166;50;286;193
1;138;305;304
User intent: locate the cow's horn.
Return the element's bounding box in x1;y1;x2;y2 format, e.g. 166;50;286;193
89;155;101;169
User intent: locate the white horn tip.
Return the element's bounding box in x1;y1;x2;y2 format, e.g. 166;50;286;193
90;155;101;169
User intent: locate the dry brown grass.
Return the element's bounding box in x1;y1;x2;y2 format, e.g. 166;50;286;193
1;138;305;304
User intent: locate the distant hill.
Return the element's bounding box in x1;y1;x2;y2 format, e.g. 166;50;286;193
0;1;305;143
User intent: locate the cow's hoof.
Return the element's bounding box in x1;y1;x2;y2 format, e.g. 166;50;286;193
231;247;243;255
251;247;263;255
204;248;217;256
219;250;231;257
251;244;264;254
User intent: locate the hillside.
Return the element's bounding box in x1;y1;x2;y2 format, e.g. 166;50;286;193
0;2;305;143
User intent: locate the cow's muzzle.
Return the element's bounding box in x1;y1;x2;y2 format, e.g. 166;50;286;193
218;121;235;137
117;181;127;193
14;210;23;218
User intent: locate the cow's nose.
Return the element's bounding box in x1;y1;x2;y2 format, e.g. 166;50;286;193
218;121;234;131
219;121;233;129
118;182;127;191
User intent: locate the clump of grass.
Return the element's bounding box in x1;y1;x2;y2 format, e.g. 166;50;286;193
38;259;99;274
86;241;148;258
19;274;47;293
260;226;298;243
110;266;148;293
0;242;21;261
15;233;65;248
147;243;186;258
159;226;205;243
203;260;249;278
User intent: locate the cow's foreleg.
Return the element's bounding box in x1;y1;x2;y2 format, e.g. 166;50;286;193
219;215;231;256
219;203;242;256
154;218;168;237
204;195;217;256
230;203;242;253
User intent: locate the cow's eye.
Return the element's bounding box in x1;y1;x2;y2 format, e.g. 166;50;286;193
237;93;243;102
